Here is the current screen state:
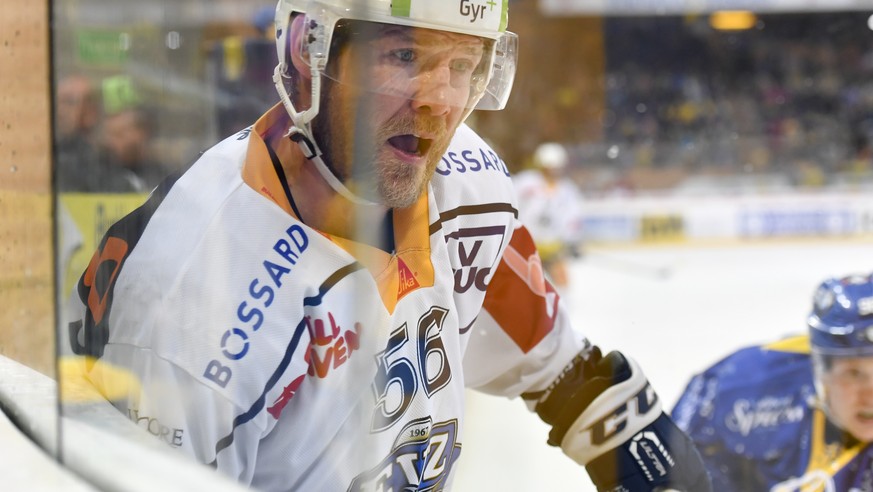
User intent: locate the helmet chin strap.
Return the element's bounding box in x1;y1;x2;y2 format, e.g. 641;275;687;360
273;64;379;207
285;126;380;206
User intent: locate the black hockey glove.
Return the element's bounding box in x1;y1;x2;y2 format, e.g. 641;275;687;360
524;349;712;492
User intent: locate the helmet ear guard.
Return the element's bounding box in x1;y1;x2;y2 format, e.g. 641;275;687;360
289;16;313;79
273;9;322;138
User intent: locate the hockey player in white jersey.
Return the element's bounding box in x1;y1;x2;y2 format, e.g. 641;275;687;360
68;1;711;490
513;142;584;289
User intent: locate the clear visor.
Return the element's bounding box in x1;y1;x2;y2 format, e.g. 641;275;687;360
300;5;517;111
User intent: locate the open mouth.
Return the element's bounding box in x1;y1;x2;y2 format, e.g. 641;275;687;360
388;134;433;157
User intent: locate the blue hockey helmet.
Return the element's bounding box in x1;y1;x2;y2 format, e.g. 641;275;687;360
808;274;873;358
808;273;873;439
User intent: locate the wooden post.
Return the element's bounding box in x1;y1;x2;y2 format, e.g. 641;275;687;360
0;0;55;376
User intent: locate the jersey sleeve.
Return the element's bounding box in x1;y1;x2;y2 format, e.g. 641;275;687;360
671;372;757;492
461;222;588;397
67;287;270;486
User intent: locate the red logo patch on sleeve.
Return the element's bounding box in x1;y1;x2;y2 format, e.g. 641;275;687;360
397;257;421;300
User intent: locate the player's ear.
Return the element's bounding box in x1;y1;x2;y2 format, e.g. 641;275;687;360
289;15;312;80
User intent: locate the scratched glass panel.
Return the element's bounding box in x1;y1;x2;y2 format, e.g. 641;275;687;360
37;0;873;491
52;0;274;489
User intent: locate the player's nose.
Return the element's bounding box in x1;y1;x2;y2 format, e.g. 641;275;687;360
410;67;453;116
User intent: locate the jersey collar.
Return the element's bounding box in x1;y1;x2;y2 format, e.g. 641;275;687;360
242;104;435;313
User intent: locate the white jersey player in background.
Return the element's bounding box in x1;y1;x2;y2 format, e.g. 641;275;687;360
513;142;584;290
68;0;711;490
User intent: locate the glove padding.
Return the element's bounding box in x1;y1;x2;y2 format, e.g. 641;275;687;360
585;412;712;492
530;350;712;492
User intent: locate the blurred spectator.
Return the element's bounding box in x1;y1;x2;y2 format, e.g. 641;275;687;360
251;5;276;39
55;74;101;192
206;5;278;137
55;73;166;193
581;13;873;192
513;143;585;289
95;106;168;192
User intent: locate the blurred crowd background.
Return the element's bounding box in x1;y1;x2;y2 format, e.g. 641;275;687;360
51;1;873;198
17;1;873;489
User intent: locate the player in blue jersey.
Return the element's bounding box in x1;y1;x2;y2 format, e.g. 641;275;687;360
672;273;873;491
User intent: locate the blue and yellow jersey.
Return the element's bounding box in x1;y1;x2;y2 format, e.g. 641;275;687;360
672;335;873;491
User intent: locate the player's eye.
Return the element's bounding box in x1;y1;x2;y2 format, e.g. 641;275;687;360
450;58;475;74
850;369;868;382
835;367;870;385
390;48;416;64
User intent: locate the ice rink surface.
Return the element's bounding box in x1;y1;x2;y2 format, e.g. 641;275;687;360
453;239;873;491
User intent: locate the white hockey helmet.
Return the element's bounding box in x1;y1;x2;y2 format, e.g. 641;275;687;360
272;0;517;203
533;142;568;170
274;0;517;128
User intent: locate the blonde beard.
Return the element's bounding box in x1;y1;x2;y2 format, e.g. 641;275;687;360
377;142;451;208
377;107;457;208
315;76;461;208
332;110;455;208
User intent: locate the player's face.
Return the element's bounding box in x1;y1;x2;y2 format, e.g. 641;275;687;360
56;76;98;139
101;110;149;166
315;25;486;208
824;356;873;442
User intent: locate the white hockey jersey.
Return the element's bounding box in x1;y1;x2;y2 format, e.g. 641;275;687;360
69;105;588;491
512;170;584;250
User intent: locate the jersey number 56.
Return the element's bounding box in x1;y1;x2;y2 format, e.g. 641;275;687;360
371;306;453;432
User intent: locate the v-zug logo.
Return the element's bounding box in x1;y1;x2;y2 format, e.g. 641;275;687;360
445;226;507;294
348;419;461;492
459;0;496;23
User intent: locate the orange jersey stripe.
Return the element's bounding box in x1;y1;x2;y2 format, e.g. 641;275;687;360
483;226;559;353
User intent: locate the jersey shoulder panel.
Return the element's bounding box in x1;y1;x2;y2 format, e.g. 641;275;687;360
71;132;252;357
672;340;816;461
430;124;516;211
428;125;520;333
706;341;812;390
78;129;333;401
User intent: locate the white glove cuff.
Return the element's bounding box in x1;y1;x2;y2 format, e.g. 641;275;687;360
560;357;662;466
